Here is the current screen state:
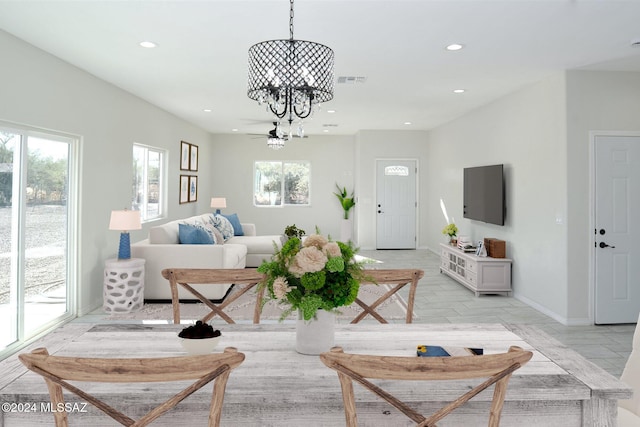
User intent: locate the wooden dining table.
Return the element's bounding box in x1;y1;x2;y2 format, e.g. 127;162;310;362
0;322;632;426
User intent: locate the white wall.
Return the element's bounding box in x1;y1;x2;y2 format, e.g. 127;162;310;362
426;74;570;323
209;133;356;240
0;30;215;314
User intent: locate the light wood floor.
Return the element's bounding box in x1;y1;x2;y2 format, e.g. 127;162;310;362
356;249;635;377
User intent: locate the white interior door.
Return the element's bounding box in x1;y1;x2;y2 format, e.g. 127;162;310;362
594;135;640;324
376;159;417;249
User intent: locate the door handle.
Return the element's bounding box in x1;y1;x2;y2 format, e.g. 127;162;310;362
599;242;616;249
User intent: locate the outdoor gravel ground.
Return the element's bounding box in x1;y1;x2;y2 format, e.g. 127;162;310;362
0;204;66;303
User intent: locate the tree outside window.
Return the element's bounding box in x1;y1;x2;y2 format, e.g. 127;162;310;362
254;161;310;206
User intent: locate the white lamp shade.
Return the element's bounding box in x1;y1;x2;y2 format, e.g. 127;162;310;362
210;197;227;209
109;210;142;231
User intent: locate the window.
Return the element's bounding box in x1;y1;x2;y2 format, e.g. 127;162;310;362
132;144;166;221
254;161;310;206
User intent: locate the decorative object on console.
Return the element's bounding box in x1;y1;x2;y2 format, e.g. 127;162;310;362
247;0;334;139
456;236;474;252
484;238;506;258
210;197;227;214
442;223;458;246
109;209;141;259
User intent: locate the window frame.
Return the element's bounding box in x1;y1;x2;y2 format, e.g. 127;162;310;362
132;143;167;222
253;160;311;207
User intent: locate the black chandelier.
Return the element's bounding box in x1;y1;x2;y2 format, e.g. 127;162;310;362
247;0;334;138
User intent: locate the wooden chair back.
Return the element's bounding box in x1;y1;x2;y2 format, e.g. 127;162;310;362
320;345;532;427
19;346;245;427
162;268;265;324
161;267;423;325
356;269;424;323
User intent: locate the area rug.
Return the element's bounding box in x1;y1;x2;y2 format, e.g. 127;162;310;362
107;282;414;324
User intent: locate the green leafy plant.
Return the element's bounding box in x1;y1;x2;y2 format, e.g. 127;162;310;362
258;230;369;321
442;223;458;238
284;224;306;239
334;183;356;220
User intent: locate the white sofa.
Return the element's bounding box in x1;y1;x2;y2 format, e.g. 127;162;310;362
131;213;282;301
618;312;640;426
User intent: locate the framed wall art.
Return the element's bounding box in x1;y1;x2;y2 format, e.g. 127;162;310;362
180;141;190;171
179;175;190;204
189;144;198;172
188;175;198;202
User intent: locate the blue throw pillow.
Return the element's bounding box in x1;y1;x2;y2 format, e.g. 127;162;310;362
221;213;244;236
178;223;214;244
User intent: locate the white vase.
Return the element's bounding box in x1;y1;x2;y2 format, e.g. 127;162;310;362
296;309;335;355
340;218;353;242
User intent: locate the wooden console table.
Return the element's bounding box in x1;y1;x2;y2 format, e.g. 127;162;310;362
162;268;423;324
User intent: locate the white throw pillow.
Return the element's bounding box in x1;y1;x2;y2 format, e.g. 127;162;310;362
208;214;234;241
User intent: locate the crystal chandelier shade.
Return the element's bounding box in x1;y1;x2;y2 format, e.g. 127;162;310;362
247;0;334;130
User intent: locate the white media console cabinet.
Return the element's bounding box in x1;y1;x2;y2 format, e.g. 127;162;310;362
439;243;512;296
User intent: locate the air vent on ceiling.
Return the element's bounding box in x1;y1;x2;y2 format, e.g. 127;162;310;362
323;124;339;127
337;76;367;84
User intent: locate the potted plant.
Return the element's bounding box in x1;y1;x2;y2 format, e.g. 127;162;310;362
284;224;306;240
258;230;369;354
333;184;356;220
442;223;459;246
334;184;356;241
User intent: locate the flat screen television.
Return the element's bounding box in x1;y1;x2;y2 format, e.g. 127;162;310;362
463;164;505;226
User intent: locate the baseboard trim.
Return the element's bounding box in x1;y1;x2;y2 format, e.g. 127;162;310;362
513;292;592;326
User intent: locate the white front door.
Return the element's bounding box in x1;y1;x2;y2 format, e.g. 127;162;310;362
594;135;640;324
376;159;417;249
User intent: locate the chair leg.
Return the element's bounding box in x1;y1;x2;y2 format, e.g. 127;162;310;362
43;378;69;427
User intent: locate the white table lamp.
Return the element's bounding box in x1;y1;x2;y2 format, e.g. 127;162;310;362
109;210;142;259
210;197;227;214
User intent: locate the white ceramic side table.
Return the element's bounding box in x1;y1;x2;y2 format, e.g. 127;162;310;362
103;258;145;313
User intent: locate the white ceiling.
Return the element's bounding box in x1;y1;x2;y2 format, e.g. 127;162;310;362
1;0;640;137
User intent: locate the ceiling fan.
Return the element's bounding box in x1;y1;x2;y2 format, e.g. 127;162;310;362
249;122;308;141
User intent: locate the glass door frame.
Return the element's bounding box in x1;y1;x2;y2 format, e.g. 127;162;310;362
0;121;79;359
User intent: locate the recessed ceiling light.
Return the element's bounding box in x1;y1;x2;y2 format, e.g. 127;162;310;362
203;109;212;113
231;128;238;132
453;89;466;93
323;129;329;133
327;110;336;113
139;41;157;48
404;122;412;125
446;43;464;51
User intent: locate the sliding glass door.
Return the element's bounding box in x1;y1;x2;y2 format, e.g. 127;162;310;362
0;126;76;355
